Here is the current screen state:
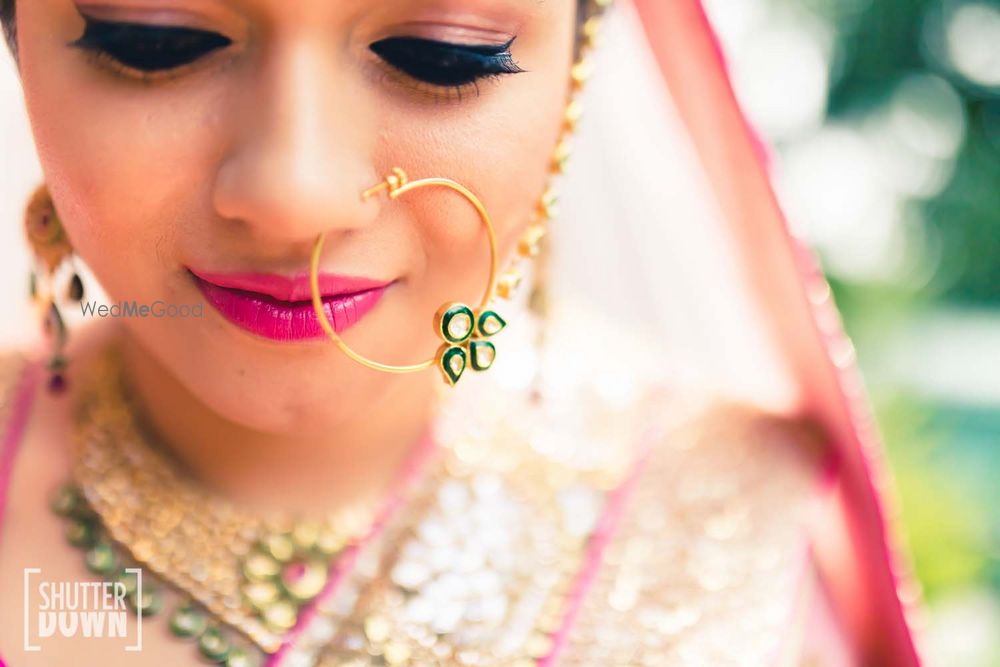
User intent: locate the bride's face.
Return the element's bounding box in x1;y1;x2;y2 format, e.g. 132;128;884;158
14;0;576;433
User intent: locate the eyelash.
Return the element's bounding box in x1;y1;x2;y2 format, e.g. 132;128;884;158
369;36;523;90
69;16;525;93
70;17;232;79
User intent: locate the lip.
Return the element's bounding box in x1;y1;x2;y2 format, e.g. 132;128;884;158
189;268;393;342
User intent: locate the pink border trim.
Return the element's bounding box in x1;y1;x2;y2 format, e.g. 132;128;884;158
631;0;921;661
541;431;844;666
0;360;40;549
690;0;774;170
266;430;439;666
0;360;38;667
536;424;661;666
767;449;843;665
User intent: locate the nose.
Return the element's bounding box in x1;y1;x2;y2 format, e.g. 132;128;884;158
212;37;378;245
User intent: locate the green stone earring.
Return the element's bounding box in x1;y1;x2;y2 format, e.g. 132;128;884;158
310;168;508;387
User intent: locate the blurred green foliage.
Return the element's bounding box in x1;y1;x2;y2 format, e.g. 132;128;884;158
877;395;1000;598
819;0;1000;302
785;0;1000;651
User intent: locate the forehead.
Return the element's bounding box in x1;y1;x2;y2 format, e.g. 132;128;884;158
36;0;573;37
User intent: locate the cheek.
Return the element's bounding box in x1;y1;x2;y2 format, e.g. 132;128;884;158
18;3;228;302
382;46;573;309
14;0;575;433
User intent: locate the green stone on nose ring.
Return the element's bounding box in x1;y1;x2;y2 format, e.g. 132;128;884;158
310;168;508;387
433;303;506;386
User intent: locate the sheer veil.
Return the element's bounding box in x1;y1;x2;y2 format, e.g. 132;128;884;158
0;0;921;660
545;0;922;662
552;3;793;408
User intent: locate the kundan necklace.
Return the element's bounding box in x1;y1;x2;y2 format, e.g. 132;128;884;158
52;347;436;665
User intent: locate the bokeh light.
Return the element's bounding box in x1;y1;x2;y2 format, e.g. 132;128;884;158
707;0;1000;663
945;2;1000;89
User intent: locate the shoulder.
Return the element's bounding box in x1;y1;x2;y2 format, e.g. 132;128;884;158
652;398;829;488
559;397;830;664
531;295;830;479
637;394;830;541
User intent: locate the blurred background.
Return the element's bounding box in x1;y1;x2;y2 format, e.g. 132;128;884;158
702;0;1000;663
0;0;996;663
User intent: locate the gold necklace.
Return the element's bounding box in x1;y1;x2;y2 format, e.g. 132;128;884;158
47;5;616;657
52;347;397;664
51;326;653;666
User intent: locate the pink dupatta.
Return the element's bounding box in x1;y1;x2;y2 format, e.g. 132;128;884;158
629;0;922;662
0;1;922;663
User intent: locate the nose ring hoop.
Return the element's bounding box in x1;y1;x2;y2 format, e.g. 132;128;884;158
309;167;506;386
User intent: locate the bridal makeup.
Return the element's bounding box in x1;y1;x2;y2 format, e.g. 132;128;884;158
189;269;395;342
65;9;526;97
15;0;574;433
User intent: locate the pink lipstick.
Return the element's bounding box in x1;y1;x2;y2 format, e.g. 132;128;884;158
190;269;392;342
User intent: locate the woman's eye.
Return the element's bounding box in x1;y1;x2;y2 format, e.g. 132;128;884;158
70;16;231;73
370;37;524;87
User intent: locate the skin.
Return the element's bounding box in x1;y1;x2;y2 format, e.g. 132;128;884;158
0;0;576;663
0;1;913;663
6;0;576;511
0;3;888;665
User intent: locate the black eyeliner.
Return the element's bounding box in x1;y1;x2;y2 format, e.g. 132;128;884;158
69;15;231;72
370;36;524;87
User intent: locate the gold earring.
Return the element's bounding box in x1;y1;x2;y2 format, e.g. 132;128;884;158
309;5;608;386
24;184;85;393
309;168;506;387
493;4;606;305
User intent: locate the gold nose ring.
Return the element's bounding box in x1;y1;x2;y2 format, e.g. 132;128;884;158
309;168;506;386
